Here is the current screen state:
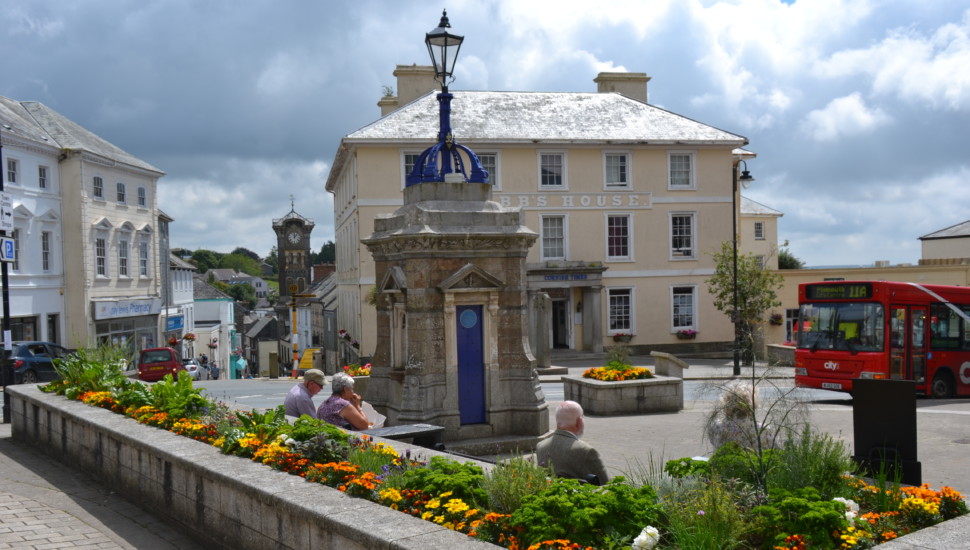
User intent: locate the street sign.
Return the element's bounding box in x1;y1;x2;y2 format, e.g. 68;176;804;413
0;236;14;263
0;192;12;232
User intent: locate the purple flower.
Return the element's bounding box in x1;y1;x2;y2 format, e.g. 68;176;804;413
697;510;705;516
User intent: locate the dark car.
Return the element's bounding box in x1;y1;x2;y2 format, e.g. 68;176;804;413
2;341;73;384
137;347;185;382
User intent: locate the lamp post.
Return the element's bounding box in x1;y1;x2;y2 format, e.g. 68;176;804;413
732;160;755;376
406;10;488;186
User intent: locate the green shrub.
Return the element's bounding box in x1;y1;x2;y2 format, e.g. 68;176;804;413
482;456;553;514
150;371;211;419
47;343;134;399
286;416;351;464
750;487;847;548
767;426;856;500
664;456;712;479
663;479;749;550
510;477;661;548
398;456;487;507
709;442;778;488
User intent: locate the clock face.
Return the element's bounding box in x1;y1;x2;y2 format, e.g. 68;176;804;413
287;231;302;244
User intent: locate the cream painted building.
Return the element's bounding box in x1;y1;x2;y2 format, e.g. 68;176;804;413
17;101;166;353
919;220;970;262
740;196;782;271
326;66;776;357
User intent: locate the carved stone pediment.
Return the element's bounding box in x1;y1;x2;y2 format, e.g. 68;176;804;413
438;263;504;292
377;265;408;293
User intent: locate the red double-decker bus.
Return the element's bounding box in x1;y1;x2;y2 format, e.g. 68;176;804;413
794;281;970;398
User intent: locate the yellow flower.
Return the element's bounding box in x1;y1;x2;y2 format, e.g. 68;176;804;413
444;498;470;514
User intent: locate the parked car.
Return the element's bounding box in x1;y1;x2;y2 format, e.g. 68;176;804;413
137;347;185;382
2;341;73;384
183;358;209;381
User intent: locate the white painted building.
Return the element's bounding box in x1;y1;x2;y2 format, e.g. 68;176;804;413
0;99;66;343
192;276;236;377
0;98;167;356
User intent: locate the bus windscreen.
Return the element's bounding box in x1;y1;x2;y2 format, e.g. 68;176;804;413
797;302;884;352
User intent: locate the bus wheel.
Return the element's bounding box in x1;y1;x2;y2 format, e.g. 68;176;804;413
930;371;955;399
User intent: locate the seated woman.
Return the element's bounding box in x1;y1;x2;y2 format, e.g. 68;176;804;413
316;372;371;430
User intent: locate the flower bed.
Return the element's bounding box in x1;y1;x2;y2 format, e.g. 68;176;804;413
24;344;970;550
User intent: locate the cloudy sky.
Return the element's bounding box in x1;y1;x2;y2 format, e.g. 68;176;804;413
2;0;968;267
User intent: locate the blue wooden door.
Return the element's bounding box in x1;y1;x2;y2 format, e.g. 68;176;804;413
457;305;486;424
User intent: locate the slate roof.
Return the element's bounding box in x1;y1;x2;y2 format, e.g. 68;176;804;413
169;253;197;271
0;96;163;174
920;220;970;240
272;210;315;230
741;196;783;217
346;91;747;145
328;90;748;191
0;96;162;175
0;97;58;148
193;276;232;300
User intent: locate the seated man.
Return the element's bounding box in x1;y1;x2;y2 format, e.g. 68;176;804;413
283;369;325;418
536;400;609;485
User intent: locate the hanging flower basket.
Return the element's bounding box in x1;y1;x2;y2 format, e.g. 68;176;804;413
769;313;784;326
183;333;196;341
167;336;178;346
676;330;697;340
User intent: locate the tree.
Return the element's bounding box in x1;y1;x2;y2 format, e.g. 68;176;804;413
706;241;783;365
190;249;221;273
224;282;258;310
231;247;262;262
778;248;805;270
219;253;261;276
265;246;279;275
313;240;335;264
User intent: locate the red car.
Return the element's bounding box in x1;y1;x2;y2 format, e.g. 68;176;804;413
137;347;186;382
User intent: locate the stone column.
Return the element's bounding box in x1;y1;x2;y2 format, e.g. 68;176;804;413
529;291;551;369
586;285;603;353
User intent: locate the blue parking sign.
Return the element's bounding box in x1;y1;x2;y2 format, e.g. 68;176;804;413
0;237;15;263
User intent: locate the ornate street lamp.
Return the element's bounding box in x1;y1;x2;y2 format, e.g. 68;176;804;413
732;160;755;375
425;10;463;93
406;10;489;186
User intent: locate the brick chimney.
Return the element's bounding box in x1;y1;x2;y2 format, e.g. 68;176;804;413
312;263;335;282
378;65;439;116
594;72;650;103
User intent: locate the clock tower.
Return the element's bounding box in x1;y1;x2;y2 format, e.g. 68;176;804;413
272;201;315;303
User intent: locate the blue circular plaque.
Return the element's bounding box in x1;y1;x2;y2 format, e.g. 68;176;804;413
460;309;478;329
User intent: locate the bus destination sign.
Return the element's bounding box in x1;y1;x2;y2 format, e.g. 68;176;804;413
806;283;873;300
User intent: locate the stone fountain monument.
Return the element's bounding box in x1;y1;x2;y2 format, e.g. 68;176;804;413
361;12;549;445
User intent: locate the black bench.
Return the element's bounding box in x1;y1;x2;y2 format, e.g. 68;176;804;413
361;423;445;449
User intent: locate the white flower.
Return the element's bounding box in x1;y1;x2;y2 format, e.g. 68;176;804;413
833;497;859;521
632;525;660;550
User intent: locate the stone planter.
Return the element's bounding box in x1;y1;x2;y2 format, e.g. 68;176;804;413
563;373;684;415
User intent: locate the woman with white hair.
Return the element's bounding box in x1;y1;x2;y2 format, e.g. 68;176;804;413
316;372;370;430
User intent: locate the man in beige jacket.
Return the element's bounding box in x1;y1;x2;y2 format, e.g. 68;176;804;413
536;400;609;485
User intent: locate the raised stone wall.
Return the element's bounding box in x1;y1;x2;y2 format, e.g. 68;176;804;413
6;384;499;550
562;375;684;415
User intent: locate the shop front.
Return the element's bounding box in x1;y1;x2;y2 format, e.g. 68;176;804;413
92;298;162;358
